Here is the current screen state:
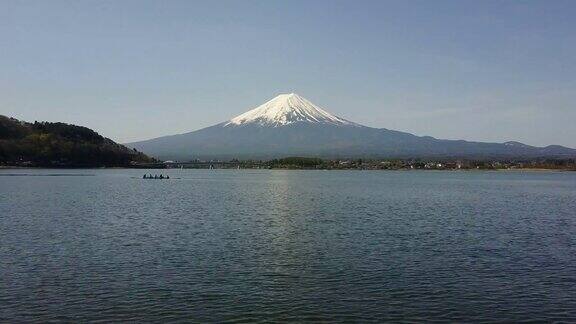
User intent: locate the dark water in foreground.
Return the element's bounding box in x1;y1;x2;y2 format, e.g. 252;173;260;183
1;169;575;322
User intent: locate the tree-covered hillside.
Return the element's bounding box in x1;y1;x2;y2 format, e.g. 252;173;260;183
0;115;155;167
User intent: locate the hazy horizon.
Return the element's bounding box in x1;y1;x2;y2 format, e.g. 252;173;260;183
2;0;575;147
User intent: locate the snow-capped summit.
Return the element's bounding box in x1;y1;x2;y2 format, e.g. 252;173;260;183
224;93;357;127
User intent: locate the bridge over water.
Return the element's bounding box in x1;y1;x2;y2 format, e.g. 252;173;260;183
164;161;245;169
131;161;266;169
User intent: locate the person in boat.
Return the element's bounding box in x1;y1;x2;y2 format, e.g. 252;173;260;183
149;174;153;179
154;174;158;179
143;174;147;179
166;175;170;179
159;174;164;179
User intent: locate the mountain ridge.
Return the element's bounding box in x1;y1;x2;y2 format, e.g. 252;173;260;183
127;93;576;161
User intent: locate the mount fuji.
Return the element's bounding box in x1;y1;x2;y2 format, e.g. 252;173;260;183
127;93;576;160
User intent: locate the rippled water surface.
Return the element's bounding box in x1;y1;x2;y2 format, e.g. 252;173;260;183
1;169;576;322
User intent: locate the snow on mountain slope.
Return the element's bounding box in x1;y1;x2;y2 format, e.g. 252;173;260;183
224;93;358;127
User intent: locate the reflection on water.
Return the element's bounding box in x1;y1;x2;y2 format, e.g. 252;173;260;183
1;169;576;322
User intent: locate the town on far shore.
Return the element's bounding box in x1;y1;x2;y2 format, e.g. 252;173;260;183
149;157;576;171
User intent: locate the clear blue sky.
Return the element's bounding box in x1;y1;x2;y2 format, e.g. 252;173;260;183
1;0;575;147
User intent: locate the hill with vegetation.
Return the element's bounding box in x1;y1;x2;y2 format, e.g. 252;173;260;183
0;115;155;167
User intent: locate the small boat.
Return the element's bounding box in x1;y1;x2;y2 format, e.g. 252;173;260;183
143;174;170;179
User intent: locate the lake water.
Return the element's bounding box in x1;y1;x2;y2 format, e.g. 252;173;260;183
1;169;575;322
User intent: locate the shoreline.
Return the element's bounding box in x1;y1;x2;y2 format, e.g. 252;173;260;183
1;166;574;172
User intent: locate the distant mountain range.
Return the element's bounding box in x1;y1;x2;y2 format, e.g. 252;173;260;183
127;93;576;161
0;115;154;167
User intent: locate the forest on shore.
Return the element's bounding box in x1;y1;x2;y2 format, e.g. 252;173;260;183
0;115;155;167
